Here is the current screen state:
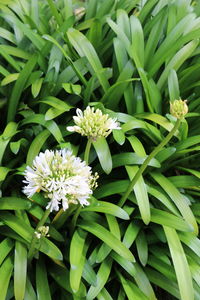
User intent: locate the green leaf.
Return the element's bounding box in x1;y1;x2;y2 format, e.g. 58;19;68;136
0;238;14;265
123;221;140;248
136;231;148;266
62;83;81;95
151;172;198;234
117;272;148;300
7;54;38;122
0;212;63;260
69;229;87;292
112;129;125;145
82;260;97;287
36;258;52;300
112;152;160;169
31;77;43;98
67;28;110;92
87;257;113;300
0;167;11;182
26;129;51;165
164;226;194;300
0;197;32;210
0;256;13;300
20;114;63;143
126;166;150;225
14;241;27;300
158;39;199;90
49;264;86;297
111;251;136;277
92;137;112;174
0;121;18;165
78;221;135;262
1;73;19;86
130;15;144;68
81;198;129;220
150;208;192;232
24;277;37;300
39;96;73;111
168;69;180;101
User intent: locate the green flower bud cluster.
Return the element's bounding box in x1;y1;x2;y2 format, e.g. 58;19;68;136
170;99;188;119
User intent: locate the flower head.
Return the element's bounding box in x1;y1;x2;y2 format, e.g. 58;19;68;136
67;106;121;141
170;99;188;119
35;226;50;239
23;149;97;212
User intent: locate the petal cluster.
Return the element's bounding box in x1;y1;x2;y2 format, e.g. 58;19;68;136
23;149;97;212
67;106;121;140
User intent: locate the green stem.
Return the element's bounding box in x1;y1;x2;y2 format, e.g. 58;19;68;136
70;205;82;236
84;139;92;165
118;118;182;207
28;208;51;262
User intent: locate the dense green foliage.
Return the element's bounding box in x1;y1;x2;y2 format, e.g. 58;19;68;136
1;0;200;299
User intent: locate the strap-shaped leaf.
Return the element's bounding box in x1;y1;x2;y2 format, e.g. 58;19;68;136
81;199;129;220
92;137;112;174
87;257;113;300
151;172;198;234
164;226;194;300
0;197;32;210
78;221;135;262
0;256;13;300
70;229;87;292
126;165;150;225
0;212;63;260
36;258;51;300
14;241;27;300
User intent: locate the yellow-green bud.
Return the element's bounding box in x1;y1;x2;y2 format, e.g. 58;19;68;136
170;99;188;119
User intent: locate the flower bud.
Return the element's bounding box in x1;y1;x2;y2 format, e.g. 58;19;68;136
170;99;188;119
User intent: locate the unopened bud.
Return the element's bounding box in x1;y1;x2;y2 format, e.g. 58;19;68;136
170;99;188;119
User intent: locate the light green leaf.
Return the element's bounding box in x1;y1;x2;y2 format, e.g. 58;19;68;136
151;172;198;234
1;73;19;86
92;137;112;174
78;221;135;262
62;83;81;95
0;256;13;300
81;198;129;220
14;241;27;300
0;238;14;265
31;77;43;98
70;229;87;292
0;197;32;210
126;166;150;225
87;257;113;300
164;226;194;300
36;258;52;300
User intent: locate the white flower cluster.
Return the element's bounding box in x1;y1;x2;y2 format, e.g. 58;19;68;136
23;149;97;212
67;106;121;141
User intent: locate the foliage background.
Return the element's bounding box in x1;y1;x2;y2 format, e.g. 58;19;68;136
1;0;200;299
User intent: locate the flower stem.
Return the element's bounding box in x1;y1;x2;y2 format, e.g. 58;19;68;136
84;138;92;165
28;207;51;263
70;205;82;235
118;118;181;207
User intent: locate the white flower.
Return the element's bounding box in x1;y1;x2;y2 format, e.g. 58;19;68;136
23;149;97;212
67;106;121;141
